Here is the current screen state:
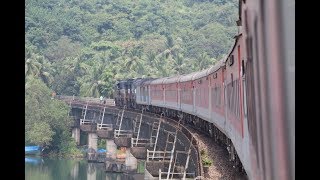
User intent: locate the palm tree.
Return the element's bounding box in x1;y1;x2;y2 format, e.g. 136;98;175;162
79;62;107;98
25;56;41;77
146;52;156;67
173;53;185;75
198;53;216;70
125;56;144;75
61;57;90;76
25;53;53;86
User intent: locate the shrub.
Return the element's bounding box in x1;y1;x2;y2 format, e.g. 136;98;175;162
202;157;213;167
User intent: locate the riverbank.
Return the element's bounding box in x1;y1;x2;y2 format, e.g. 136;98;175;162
41;151;85;159
37;146;110;159
25;145;85;159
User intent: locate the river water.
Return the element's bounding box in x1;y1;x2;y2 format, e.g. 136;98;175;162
25;156;145;180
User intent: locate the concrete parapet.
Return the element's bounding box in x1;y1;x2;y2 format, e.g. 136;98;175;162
114;137;131;147
130;147;147;159
96;129;114;139
80;124;97;132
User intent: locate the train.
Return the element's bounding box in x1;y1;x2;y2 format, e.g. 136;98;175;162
113;0;294;179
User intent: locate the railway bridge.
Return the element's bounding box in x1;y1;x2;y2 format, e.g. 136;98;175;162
56;95;203;180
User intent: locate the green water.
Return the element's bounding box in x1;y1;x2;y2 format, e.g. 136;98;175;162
25;156;145;180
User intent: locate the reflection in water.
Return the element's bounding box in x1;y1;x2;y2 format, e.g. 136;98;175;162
71;162;79;180
87;163;97;180
25;157;43;165
25;156;145;180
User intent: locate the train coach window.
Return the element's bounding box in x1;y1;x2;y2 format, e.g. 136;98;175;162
229;55;234;66
244;10;248;33
242;60;245;76
243;78;247;117
213;73;217;79
246;36;253;61
231;73;233;87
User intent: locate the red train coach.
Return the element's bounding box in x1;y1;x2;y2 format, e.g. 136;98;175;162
179;72;198;115
163;76;181;111
150;77;167;112
193;68;210;121
225;34;244;138
241;0;295;179
207;60;226;133
139;79;153;106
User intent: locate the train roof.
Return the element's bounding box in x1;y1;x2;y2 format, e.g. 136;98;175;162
133;78;154;86
126;79;134;84
132;78;143;86
163;75;181;84
117;80;127;85
207;60;225;75
179;71;199;83
150;77;168;85
142;78;156;86
192;68;210;80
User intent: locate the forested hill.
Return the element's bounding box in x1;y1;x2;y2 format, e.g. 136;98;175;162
25;0;238;98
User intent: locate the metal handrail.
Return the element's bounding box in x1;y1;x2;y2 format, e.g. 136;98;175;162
80;119;95;125
147;149;173;161
56;95;115;106
97;123;113;130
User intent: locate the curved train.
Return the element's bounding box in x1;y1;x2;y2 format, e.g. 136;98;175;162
114;0;294;179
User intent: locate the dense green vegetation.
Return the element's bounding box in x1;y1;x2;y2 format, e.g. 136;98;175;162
26;0;238;98
25;77;81;156
25;0;238;153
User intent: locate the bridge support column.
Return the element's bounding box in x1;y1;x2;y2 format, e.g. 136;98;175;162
71;127;80;145
125;148;137;172
88;133;98;151
106;139;117;160
87;163;96;180
71;161;79;179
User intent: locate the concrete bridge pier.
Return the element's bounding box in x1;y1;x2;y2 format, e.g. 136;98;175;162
71;127;80;145
87;163;96;180
105;174;122;180
106;139;117;160
88;133;98;151
70;161;79;179
125;148;137;172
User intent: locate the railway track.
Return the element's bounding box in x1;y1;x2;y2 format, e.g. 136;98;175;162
187;127;247;180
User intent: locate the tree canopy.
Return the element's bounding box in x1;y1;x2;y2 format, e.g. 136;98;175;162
25;0;238;98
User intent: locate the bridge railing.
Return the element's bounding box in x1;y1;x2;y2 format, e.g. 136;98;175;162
131;138;150;147
80;119;95;125
158;169;195;180
97;123;113;130
55;95;115;106
146;149;173;162
114;129;132;138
